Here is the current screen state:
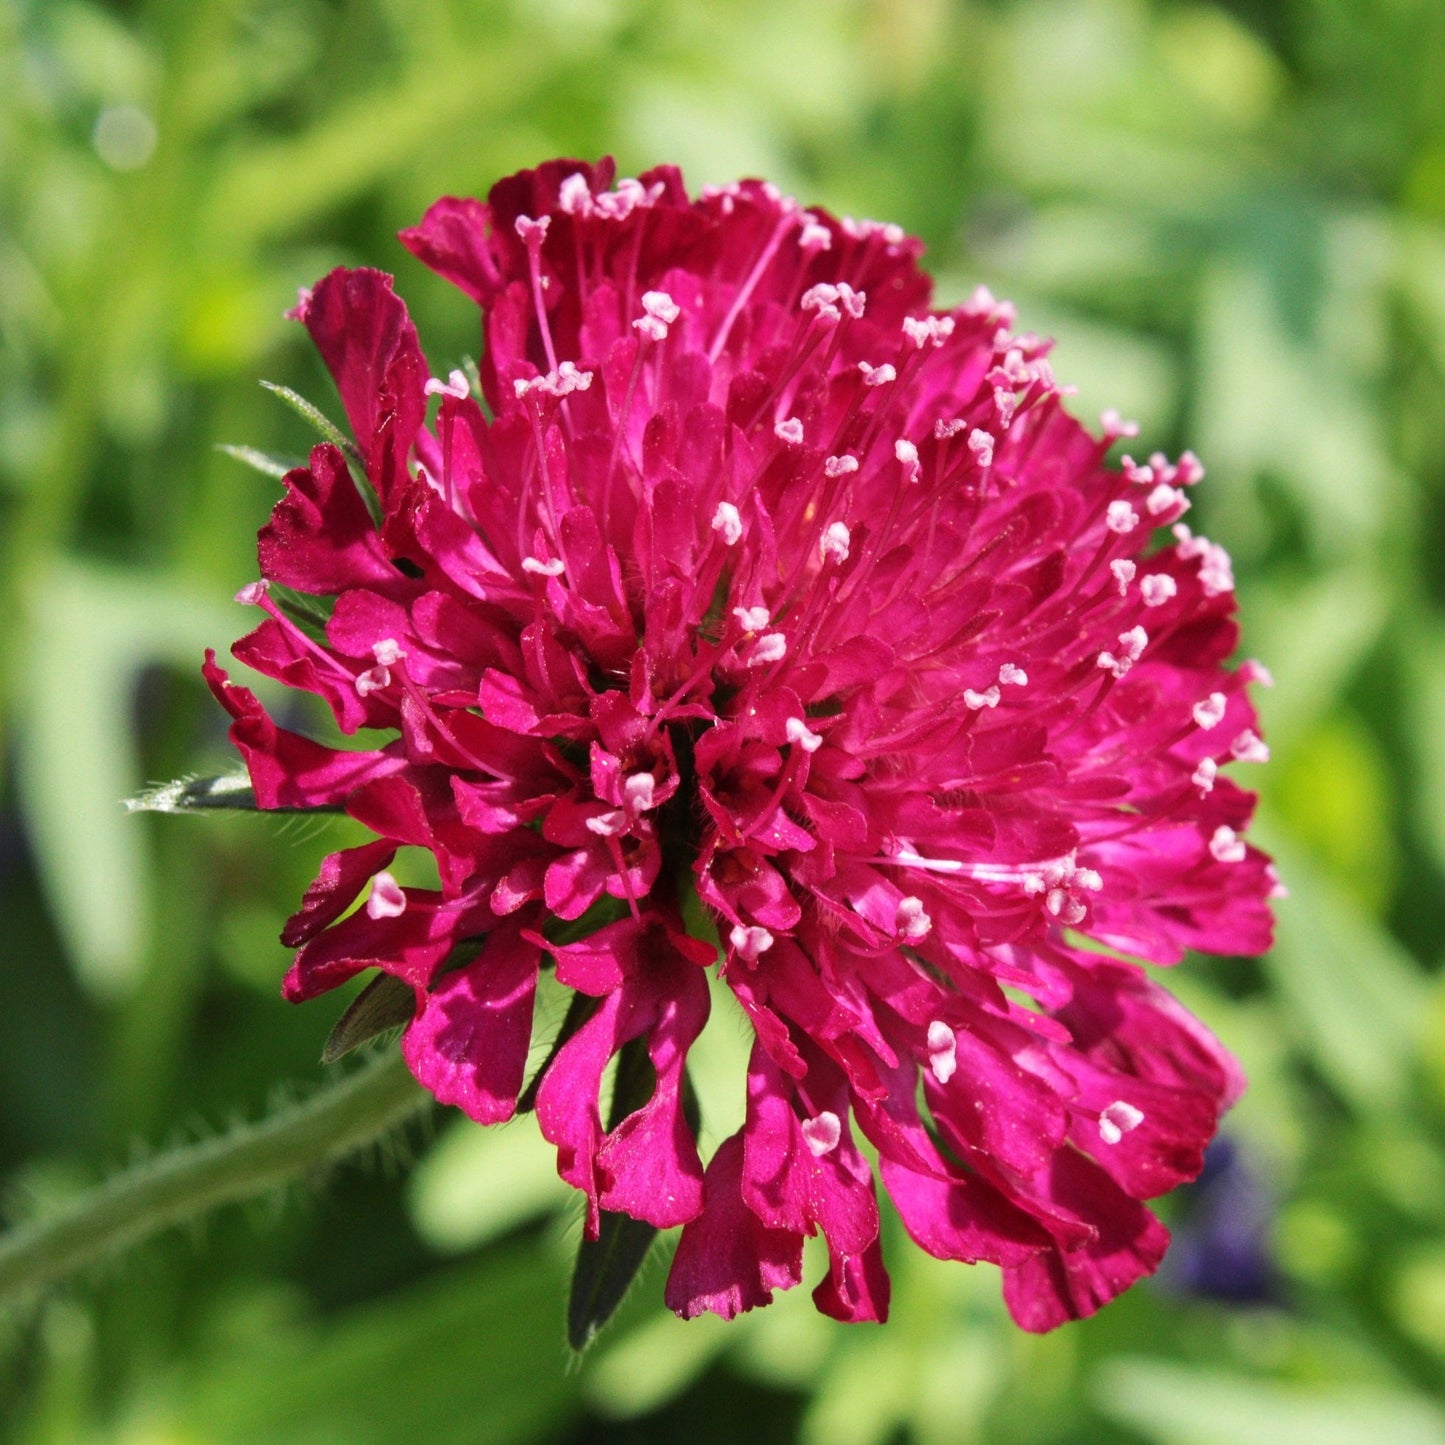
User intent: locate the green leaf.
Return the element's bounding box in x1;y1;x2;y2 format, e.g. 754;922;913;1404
259;380;360;461
14;560;239;998
125;773;258;814
1094;1358;1445;1445
124;773;344;816
565;1037;671;1352
183;1242;581;1445
322;975;417;1064
1262;833;1427;1114
215;443;299;480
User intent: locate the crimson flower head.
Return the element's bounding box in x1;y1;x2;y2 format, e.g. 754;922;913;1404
207;158;1277;1335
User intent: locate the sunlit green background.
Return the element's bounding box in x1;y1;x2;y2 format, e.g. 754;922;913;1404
4;0;1445;1439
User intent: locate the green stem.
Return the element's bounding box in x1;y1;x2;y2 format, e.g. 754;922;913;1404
0;1049;427;1306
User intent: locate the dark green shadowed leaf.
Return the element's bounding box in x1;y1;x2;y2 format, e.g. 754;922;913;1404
516;989;599;1116
566;1038;688;1352
568;1209;658;1355
323;975;418;1064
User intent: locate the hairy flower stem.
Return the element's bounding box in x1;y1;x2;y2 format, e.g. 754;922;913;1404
0;1049;426;1307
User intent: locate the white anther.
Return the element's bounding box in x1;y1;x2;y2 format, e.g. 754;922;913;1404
896;896;932;942
1098;626;1147;679
786;717;823;753
234;580;269;606
633;289;680;341
824;453;858;478
1100;409;1140;439
925;1020;957;1083
994;347;1031;387
801;282;863;324
1146;482;1188;517
858;361;896;386
711;502;743;546
365;870;406;920
1173;523;1206;558
729;924;774;962
998;662;1028;686
1111;559;1137;594
774;417;804;445
747;632;787;667
733;605;769;632
1106;500;1139;534
514;361;594;401
1121;456;1153;485
798;219;832;253
1099;1100;1144;1145
585;809;627;838
1193;692;1227;730
557;173;593;216
586;175;661;221
1242;659;1274;688
964;284;1000;316
368;641;403;670
968;429;995;467
903;314;955;349
1046;888;1087;925
840;216;906;246
1140;574;1178;607
623;773;656;813
1175;451;1205;485
1209;825;1247;863
1198;542;1235;597
1230;729;1270;764
641;290;679;324
522;556;565;576
355;665;390;696
514;214;550;246
820;521;851;565
801;1111;841;1157
963;685;1001;710
895;438;920;481
934;418;966;440
424;369;470;400
1192;757;1218;795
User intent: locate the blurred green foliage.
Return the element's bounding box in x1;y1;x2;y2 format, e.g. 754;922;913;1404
3;0;1445;1439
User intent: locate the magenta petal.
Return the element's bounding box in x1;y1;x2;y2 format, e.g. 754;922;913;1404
296;268;427;509
1001;1149;1171;1332
258;446;398;594
204;652;405;809
741;1042;880;1258
812;1234;890;1324
282;892;489;1001
597;960;709;1226
402;920;540;1124
281;840;397;948
665;1133;803;1321
399;195;502;305
881;1157;1050;1268
536;915;710;1231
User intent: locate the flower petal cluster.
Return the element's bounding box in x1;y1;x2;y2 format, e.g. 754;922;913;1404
208;158;1276;1330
